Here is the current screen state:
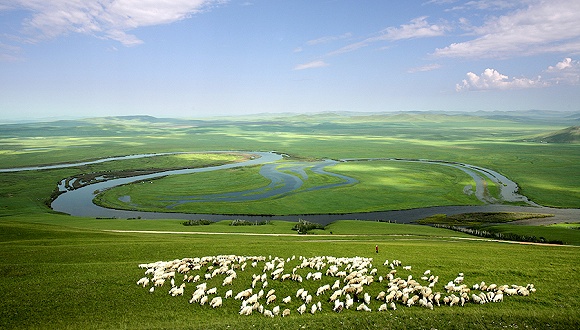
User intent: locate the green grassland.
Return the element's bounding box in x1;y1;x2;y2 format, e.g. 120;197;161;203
95;160;481;215
1;113;579;329
1;216;579;330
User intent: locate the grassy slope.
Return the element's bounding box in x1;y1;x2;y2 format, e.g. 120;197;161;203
1;216;579;329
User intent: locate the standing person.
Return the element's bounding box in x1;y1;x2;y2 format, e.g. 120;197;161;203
375;245;379;253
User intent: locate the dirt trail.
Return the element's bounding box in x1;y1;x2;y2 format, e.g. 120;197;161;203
103;229;578;247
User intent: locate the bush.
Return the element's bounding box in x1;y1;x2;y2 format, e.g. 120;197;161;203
229;219;269;226
292;219;325;234
182;219;212;226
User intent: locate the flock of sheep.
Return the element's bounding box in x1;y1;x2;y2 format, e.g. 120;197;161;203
136;254;535;317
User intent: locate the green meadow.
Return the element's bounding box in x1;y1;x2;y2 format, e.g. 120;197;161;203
1;113;579;329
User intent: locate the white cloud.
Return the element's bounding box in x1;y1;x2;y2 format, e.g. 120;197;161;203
293;60;329;71
408;63;442;73
435;0;580;58
546;57;579;71
545;57;580;84
2;0;224;46
456;57;580;91
456;68;546;91
328;16;450;56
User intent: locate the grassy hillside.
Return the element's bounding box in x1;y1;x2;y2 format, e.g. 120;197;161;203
1;216;579;329
534;126;580;143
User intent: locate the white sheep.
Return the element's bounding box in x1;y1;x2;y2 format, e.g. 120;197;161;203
263;309;274;318
297;304;306;315
210;297;223;308
239;305;253;316
282;308;291;317
136;277;150;287
332;299;343;312
206;287;217;295
282;296;291;304
225;289;233;299
356;303;372;312
310;304;317;314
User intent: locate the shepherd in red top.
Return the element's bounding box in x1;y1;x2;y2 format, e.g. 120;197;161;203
375;245;379;253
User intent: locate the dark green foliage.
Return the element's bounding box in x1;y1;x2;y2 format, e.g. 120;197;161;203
292;218;325;234
182;219;212;226
229;219;269;226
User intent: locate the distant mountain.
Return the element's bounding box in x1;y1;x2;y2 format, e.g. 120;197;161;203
532;126;580;143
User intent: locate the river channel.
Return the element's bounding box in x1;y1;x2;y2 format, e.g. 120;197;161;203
7;151;574;225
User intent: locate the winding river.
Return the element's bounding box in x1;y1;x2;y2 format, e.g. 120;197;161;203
6;151;577;225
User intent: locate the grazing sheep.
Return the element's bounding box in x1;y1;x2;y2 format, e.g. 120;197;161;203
316;284;330;296
310;304;318;314
258;289;264;299
297;304;306;315
403;266;411;271
282;296;291;304
263;309;274;318
266;294;276;305
210;297;223;308
199;295;208;305
266;289;276;298
206;287;217;295
169;284;186;297
345;297;354;310
282;308;291;317
240;305;253;316
363;292;371;305
222;276;234;286
296;288;305;298
333;300;344;312
492;292;504;303
378;303;388;311
356;303;372;312
246;294;259;305
137;277;150;288
272;306;280;316
225;289;233;299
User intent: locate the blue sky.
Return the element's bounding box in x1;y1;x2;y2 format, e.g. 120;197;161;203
1;0;579;121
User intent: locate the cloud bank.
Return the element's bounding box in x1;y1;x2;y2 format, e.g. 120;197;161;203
456;58;580;91
435;0;580;59
2;0;224;46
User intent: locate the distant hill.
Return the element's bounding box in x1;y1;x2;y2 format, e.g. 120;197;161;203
531;126;580;143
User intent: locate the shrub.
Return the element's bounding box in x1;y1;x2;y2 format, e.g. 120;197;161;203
182;219;213;226
292;219;325;234
229;219;269;226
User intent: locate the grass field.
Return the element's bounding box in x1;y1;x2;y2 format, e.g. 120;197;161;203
0;113;579;329
1;215;579;330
